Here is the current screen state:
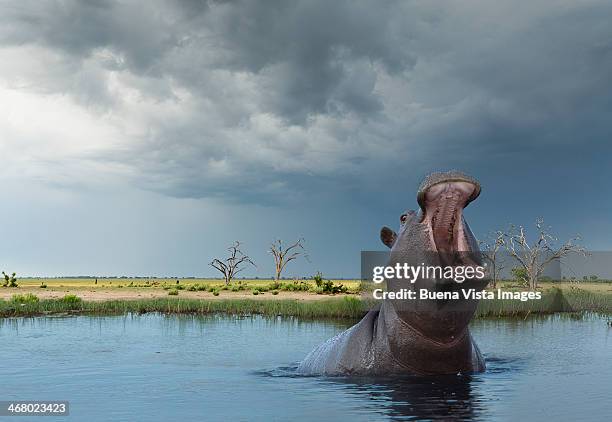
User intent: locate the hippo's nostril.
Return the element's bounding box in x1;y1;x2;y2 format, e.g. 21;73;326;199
416;171;481;212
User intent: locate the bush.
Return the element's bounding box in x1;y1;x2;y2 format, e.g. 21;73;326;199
40;282;48;289
62;294;82;304
277;280;310;292
168;289;179;296
511;268;529;286
313;272;324;287
268;281;281;290
271;290;279;295
312;273;348;294
11;293;39;304
187;285;197;292
212;290;220;296
2;271;18;287
252;289;259;295
234;281;247;291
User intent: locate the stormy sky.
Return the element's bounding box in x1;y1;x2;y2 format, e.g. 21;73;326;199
1;0;611;277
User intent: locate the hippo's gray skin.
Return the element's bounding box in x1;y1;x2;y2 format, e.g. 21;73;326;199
298;171;488;376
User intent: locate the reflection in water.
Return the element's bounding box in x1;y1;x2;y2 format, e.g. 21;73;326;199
259;355;526;421
0;313;610;421
259;367;484;420
330;375;479;421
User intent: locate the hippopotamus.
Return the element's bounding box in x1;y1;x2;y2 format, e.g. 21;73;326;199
298;171;489;376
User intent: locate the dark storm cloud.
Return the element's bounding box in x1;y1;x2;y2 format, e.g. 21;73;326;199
2;0;612;203
0;0;177;71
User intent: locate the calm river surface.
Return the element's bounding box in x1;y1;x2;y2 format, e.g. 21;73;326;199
1;313;610;421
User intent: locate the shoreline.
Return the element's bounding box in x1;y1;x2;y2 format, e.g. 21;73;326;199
1;287;610;319
0;288;341;302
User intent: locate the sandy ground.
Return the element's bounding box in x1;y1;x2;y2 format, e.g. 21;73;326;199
0;288;350;302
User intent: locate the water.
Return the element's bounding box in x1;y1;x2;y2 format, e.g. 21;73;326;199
1;313;610;421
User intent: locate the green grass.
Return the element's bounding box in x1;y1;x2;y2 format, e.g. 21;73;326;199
475;287;612;317
0;287;609;319
0;296;365;319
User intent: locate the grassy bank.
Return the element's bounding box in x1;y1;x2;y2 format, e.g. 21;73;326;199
0;295;365;319
475;287;611;317
0;287;610;319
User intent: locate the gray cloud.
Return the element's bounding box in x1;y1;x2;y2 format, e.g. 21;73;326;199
1;0;611;204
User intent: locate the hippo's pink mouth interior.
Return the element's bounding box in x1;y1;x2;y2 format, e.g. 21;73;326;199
419;181;479;254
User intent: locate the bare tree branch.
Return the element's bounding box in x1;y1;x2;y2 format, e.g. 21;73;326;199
269;238;309;280
479;230;505;288
499;218;588;289
209;241;256;285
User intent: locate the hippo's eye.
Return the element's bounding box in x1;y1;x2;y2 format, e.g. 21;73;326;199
400;214;408;224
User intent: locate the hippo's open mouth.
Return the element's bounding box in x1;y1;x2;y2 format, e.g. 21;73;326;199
417;173;480;255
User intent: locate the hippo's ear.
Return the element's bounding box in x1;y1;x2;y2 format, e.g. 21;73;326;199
380;226;397;248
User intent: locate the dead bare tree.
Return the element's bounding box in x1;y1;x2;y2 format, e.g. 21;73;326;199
500;218;587;290
210;241;256;285
269;238;308;281
479;231;505;288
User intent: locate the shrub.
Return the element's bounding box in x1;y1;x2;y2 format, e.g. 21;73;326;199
187;285;197;292
212;290;220;296
313;272;324;287
11;293;39;304
271;290;279;295
62;294;82;304
40;282;48;289
314;274;348;294
511;267;529;286
252;289;259;295
278;280;310;292
268;281;281;290
2;272;18;287
168;289;179;296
